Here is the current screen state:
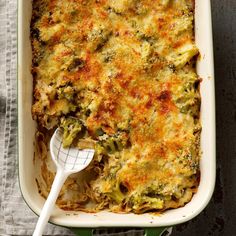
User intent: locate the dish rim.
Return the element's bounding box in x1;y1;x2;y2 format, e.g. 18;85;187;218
18;0;216;228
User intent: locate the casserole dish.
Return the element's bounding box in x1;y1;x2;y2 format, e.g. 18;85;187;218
18;0;215;234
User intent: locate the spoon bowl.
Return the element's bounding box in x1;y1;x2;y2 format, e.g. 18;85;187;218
50;128;95;173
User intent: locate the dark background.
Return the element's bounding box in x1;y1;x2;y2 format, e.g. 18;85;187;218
173;0;236;235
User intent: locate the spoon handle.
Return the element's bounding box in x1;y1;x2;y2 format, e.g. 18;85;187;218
33;169;68;236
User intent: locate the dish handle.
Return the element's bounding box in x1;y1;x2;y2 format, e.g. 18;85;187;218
70;227;172;236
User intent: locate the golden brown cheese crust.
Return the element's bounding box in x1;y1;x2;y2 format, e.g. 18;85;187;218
31;0;200;213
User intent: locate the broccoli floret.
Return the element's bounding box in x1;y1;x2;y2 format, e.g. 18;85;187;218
175;81;200;116
57;85;75;101
97;131;129;153
129;193;164;212
106;182;126;203
87;24;112;51
168;43;198;69
60;117;84;147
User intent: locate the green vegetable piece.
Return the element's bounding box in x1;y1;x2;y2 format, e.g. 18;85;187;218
57;86;75;101
131;194;164;211
60;117;83;148
104;139;117;153
98;132;129;153
106;182;126;203
168;43;198;69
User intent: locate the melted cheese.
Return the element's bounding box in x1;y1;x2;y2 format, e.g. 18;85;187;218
32;0;200;213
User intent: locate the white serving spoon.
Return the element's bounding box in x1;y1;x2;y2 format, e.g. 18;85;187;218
33;128;95;236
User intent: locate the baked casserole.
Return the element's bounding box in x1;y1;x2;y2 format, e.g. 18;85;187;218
31;0;201;213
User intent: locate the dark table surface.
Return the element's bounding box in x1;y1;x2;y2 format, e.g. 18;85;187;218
173;0;236;235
